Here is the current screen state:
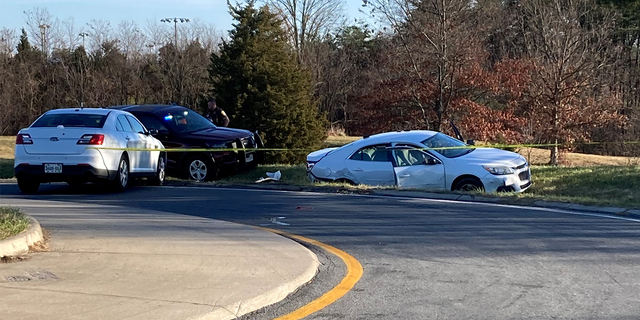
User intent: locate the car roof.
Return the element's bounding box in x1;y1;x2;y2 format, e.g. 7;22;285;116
45;108;114;115
350;130;440;147
111;104;188;115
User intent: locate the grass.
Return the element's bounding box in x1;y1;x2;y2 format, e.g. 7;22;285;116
0;207;30;240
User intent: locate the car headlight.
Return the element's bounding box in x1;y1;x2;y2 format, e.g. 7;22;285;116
483;165;514;175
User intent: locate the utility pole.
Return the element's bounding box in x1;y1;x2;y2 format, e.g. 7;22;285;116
78;32;89;49
160;18;190;48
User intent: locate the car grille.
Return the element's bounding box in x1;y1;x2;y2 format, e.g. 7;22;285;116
518;170;530;181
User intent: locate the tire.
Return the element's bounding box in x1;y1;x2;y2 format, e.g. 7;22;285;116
112;154;130;192
453;177;484;192
149;155;166;186
17;178;40;194
185;155;217;182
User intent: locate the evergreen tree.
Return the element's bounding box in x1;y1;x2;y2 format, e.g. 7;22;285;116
209;1;327;163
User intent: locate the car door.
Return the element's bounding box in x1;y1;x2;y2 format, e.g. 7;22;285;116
125;115;158;172
134;113;182;169
344;144;395;186
392;147;446;190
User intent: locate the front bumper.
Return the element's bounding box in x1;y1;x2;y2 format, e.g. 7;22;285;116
482;167;532;193
14;164;113;182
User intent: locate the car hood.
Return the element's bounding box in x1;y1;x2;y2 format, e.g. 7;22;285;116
183;127;252;141
455;147;525;166
307;147;338;162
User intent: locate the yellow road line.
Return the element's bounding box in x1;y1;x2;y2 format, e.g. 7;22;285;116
260;227;364;320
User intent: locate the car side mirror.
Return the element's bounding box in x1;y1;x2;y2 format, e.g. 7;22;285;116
466;139;475;146
148;128;159;136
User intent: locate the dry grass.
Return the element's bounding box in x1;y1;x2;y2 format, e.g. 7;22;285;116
518;147;640;167
0;136;14;159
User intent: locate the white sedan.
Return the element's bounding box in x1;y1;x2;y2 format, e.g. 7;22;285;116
306;131;532;193
14;108;166;193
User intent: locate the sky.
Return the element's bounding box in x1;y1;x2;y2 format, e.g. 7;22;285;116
0;0;371;41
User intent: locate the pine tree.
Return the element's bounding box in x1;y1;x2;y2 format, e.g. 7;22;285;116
209;1;327;163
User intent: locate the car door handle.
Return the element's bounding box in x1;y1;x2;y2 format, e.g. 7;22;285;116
353;168;363;171
399;174;410;178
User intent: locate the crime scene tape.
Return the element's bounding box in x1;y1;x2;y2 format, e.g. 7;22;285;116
86;140;640;153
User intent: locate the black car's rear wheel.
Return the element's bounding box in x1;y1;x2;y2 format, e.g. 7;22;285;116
185;155;217;182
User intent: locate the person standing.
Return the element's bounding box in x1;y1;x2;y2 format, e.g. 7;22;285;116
205;98;230;127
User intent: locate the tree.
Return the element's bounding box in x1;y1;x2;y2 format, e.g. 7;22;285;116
264;0;346;63
514;0;625;164
209;1;327;163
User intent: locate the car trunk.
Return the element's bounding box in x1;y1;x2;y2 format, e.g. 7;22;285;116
22;128;99;155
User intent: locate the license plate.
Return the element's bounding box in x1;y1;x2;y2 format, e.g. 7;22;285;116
246;153;254;163
44;163;62;174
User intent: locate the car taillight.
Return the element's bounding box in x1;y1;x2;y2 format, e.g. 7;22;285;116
77;134;105;145
16;133;33;145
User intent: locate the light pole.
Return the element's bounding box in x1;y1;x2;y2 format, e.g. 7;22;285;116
160;18;190;48
39;24;50;58
78;32;89;49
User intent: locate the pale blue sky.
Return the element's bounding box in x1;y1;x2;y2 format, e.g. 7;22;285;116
0;0;370;37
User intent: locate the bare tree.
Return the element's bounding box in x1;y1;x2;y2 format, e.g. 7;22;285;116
117;20;146;58
364;0;483;131
0;28;17;56
23;7;58;56
144;18;170;55
86;19;113;53
515;0;623;165
265;0;347;62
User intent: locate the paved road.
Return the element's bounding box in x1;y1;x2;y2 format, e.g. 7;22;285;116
2;183;640;319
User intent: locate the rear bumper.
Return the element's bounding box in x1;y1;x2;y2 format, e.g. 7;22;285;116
14;164;114;182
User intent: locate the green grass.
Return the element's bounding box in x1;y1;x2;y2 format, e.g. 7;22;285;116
512;166;640;208
0;159;12;179
214;164;640;209
0;207;30;240
217;164;312;185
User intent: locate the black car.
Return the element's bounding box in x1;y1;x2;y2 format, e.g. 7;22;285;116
111;104;263;181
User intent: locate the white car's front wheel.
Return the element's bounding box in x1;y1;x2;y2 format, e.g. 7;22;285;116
149;155;166;186
453;177;484;192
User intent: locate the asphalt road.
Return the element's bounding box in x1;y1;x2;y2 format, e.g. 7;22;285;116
2;182;640;319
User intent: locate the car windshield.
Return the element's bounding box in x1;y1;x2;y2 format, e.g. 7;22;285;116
161;109;215;134
421;133;474;158
32;113;107;128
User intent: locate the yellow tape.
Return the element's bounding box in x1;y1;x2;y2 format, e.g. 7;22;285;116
86;141;640;153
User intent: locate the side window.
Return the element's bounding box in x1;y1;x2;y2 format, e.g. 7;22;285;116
126;115;146;134
349;145;390;162
136;114;169;133
393;148;439;167
117;115;133;132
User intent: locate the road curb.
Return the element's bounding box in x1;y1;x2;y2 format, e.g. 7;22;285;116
193;231;320;320
0;215;43;258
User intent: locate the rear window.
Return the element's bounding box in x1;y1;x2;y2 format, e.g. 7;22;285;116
32;113;108;128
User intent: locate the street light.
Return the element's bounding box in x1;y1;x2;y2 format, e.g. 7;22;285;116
160;17;190;48
39;24;50;58
78;32;89;49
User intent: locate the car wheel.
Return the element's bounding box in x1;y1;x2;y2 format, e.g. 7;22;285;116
453;177;484;192
17;178;40;194
149;155;166;186
185;155;217;182
112;155;130;192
